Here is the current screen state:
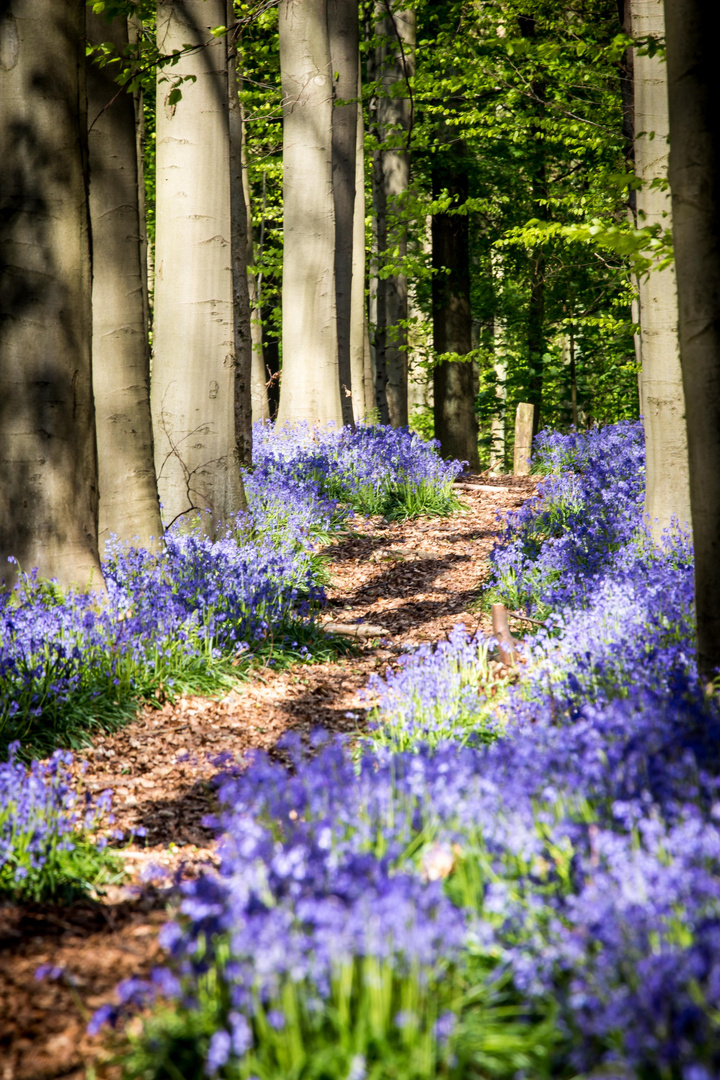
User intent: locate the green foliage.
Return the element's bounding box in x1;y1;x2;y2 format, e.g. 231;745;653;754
122;946;555;1080
0;830;124;903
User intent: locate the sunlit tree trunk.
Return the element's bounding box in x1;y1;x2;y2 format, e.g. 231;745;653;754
489;254;507;474
350;66;373;421
227;0;253;467
152;0;246;531
87;9;163;553
276;0;343;426
664;0;720;677
0;0;103;591
432;155;479;469
329;0;359;425
631;0;690;539
372;0;414;427
241;107;270;424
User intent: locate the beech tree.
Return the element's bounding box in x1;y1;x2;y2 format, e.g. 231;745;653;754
370;0;415;428
631;0;690;540
87;7;163;552
276;0;343;426
152;0;246;530
350;68;375;421
432;145;479;469
328;0;360;425
0;0;103;591
227;0;254;466
664;0;720;677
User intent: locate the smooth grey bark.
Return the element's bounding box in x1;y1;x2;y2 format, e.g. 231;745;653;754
152;0;246;532
664;0;720;677
128;13;152;337
431;160;479;469
407;215;432;426
631;0;691;539
0;0;103;591
276;0;343;426
372;0;415;427
489;254;507;474
328;0;359;425
227;2;253;468
87;10;163;554
240;103;270;423
350;65;372;420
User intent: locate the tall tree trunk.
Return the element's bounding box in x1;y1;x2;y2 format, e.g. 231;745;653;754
276;0;343;426
372;0;414;427
328;0;359;425
350;65;372;421
664;0;720;677
227;1;253;468
517;15;547;439
241;110;270;424
152;0;246;532
0;0;103;591
432;157;479;469
489;253;506;474
128;13;152;339
631;0;690;539
527;246;546;437
87;9;163;554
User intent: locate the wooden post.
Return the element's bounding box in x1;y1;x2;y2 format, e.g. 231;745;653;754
491;603;517;667
513;402;535;475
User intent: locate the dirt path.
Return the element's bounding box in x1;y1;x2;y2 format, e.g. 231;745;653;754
0;476;538;1080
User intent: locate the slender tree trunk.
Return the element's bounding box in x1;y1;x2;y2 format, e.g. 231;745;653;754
128;13;151;338
87;9;163;553
350;65;372;421
664;0;720;677
372;0;414;427
527;246;546;437
152;0;245;532
241;107;270;424
328;0;359;425
227;2;253;468
408;214;432;425
0;0;103;591
631;0;690;539
370;127;389;422
432;158;479;469
276;0;343;426
489;253;506;474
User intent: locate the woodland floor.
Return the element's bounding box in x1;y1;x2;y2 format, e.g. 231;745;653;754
0;474;539;1080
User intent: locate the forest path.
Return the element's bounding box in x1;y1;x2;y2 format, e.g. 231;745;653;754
0;475;538;1080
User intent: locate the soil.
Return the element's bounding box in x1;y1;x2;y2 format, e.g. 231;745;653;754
0;475;539;1080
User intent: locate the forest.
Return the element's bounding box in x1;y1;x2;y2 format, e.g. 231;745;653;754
2;0;720;1076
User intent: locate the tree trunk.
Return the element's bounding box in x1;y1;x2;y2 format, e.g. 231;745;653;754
631;0;691;539
527;246;546;437
328;0;359;425
489;254;506;474
372;0;414;428
0;0;103;591
227;1;253;468
241;110;270;424
664;0;720;677
350;65;373;421
87;9;163;554
276;0;343;426
152;0;246;532
432;158;479;469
